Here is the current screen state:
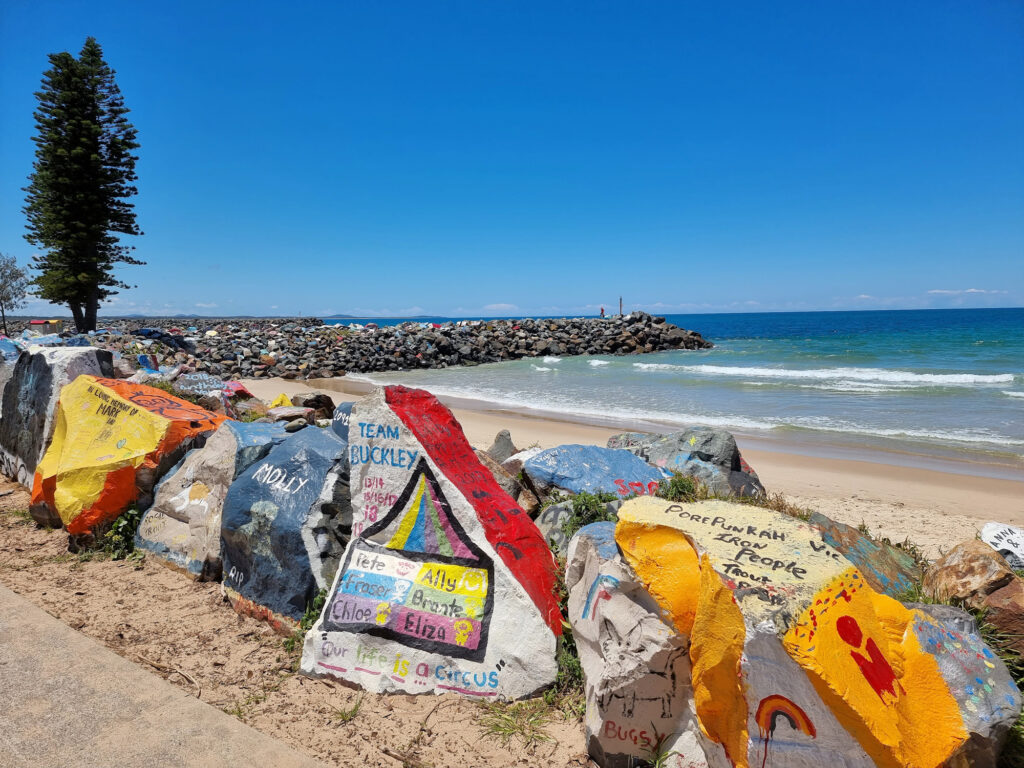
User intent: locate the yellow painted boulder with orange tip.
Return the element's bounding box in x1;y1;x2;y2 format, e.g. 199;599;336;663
611;497;1021;768
31;376;226;535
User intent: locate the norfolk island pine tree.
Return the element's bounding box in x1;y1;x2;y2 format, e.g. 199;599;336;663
23;37;142;332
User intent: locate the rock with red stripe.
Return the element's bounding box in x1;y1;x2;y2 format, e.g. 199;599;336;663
301;385;560;699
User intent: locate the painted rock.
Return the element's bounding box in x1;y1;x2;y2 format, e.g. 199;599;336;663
614;429;764;499
523;444;667;497
981;522;1024;570
923;539;1016;610
806;511;921;597
609;498;1020;768
30;376;225;535
301;385;561;700
566;522;709;768
0;348;114;505
221;424;351;632
135;421;288;579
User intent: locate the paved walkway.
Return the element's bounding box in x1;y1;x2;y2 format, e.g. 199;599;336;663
0;584;324;768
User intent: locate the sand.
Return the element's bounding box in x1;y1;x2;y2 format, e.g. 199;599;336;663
0;484;586;768
248;376;1024;560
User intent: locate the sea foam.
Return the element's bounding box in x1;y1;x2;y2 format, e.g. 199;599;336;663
633;363;1015;386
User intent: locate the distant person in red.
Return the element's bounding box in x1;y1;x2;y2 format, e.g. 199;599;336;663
599;307;605;318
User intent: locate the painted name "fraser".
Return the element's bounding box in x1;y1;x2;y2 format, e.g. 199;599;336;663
350;445;419;469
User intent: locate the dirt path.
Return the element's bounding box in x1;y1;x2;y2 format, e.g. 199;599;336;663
0;480;586;768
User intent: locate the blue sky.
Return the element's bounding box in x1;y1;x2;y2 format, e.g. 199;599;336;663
2;1;1022;317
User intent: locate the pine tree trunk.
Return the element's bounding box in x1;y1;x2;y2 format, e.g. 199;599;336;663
84;288;99;333
69;303;85;333
0;302;7;337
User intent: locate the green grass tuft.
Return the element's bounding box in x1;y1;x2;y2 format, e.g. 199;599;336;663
284;587;328;656
477;699;552;748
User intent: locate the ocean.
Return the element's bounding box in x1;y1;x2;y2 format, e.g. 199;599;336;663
326;308;1024;478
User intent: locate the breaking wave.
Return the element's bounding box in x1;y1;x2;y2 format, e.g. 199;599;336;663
633;363;1016;386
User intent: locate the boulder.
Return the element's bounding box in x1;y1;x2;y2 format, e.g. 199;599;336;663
523;444;667;497
485;429;519;464
0;348;114;502
923;539;1016;610
620;428;765;499
605;432;656;451
30;376;225;536
805;511;922;597
172;372;227;398
267;405;315;424
500;446;542;477
516;487;540;517
235;399;269;420
535;502;574;554
474;449;521;500
301;385;561;699
565;522;707;768
221;424;351;632
980;522;1024;570
590;497;1022;768
291;392;336;419
135;421;288;579
982;578;1024;657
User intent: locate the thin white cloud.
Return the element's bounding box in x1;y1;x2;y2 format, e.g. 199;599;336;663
927;288;1007;295
194;302;218;308
855;294;874;300
483;303;518;312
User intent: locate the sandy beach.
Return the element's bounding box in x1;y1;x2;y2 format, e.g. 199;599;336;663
241;376;1024;561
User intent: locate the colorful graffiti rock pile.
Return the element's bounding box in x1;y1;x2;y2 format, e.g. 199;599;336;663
30;376;226;536
301;386;562;699
567;497;1021;768
135;420;288;579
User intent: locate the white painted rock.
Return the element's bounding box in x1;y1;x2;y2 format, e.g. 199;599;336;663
301;385;561;700
981;522;1024;570
135;421;288;579
0;347;113;498
566;522;708;768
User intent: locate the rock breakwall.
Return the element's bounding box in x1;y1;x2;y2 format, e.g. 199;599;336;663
5;312;712;380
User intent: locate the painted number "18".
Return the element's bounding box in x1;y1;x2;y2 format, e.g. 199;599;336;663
614;480;661;496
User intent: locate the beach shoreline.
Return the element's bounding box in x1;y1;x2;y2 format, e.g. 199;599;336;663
242;375;1024;559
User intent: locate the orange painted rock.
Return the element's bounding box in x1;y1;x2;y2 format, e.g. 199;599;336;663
566;497;1021;768
30;376;226;535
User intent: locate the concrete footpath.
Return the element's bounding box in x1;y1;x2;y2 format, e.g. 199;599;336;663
0;584;324;768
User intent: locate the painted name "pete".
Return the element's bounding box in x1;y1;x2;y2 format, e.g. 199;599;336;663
350;446;419;468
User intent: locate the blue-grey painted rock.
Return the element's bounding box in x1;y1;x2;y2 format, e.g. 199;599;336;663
806;511;922;597
135;421;288;579
611;427;765;499
523;444;667;497
0;348;114;505
221;423;351;629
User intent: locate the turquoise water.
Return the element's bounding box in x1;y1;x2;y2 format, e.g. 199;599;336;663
333;309;1024;473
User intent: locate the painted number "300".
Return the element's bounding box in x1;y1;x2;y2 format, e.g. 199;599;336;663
613;479;660;496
